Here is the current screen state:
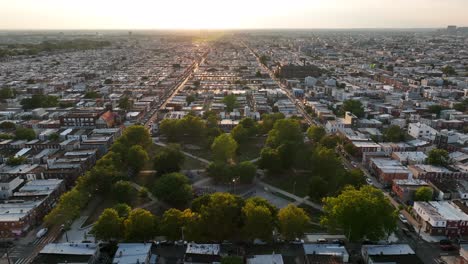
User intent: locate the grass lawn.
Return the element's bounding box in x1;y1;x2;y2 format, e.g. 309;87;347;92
237;136;266;162
264;170;312;198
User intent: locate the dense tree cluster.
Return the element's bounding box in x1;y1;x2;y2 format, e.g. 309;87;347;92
21;95;59;110
383;125;406;142
153;144;185;174
159;114;221;144
92;206;157;242
426;148;451;167
341;99;364;118
159;193;309;242
206;161;256;184
44;125;152;227
0;39;111;58
153;173;193;207
321;185;397;242
259;118;303;173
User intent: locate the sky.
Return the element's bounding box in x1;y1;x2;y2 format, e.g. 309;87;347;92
0;0;467;30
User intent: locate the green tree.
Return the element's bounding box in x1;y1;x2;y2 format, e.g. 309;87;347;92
159;208;198;241
186;94;196;105
127;145;149;172
92;209;123;241
231;124;248;144
6;156;26;166
307;125;326;142
154;144;185;174
242;199;276;241
192;192;244;241
84;91;100;99
113;203;131;218
426;148;450;166
211;134;238;163
266;119;303;148
124;208;157;241
259;113;285;134
153;173;193;207
15;127;36;140
119;125;152;149
308;176;329;201
223;94;238;112
0;87;14;100
383;125;405;142
321;185;397;242
0;121;16;130
206;162;233;183
234;161;257;184
258;147;283;173
49;133;60;141
118;96;133;111
442;65;456;76
112;181;136;204
159;119;180;142
278;205;310;240
239;117;258;136
428;105;447;117
319;135;340;149
414;187;433;202
342;99;364;118
344;142;358;157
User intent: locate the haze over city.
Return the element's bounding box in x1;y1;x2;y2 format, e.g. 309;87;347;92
1;1;468;264
1;0;468;29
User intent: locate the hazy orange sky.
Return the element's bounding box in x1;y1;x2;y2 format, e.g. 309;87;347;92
1;0;467;29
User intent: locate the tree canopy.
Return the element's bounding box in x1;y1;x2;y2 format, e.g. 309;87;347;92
92;208;123;241
153;173;193;207
414;186;433;202
211;134;238;163
154;144;185;174
306;125;326;142
321;185;397;242
426;148;450;167
342;99;364;118
383;125;406;142
278;205;310;240
223;94;238;112
124;208;157;241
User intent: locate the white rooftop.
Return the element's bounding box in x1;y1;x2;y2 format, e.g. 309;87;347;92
113;243;152;264
302;244;349;258
185;243;220;255
40;243;97;255
247;254;284;264
363;244;415;255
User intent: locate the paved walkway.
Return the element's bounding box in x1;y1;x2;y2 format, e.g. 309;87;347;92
258;181;323;212
153;141;210;165
129;182;159;209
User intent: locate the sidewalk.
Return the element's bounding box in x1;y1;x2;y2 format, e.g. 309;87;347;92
154;141;210;164
258;181;323;211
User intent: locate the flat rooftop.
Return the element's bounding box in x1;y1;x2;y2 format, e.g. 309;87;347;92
185;243;220;256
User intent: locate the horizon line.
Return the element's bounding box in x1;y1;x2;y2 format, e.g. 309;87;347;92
0;26;456;32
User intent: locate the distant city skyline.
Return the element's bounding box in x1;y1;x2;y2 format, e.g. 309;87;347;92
1;0;468;30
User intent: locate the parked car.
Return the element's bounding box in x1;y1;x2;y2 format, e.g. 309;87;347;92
366;177;373;185
36;228;48;239
398;214;408;224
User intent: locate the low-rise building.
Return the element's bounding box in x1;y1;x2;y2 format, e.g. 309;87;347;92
303;244;349;263
184;243;221;264
361;244;422;264
113;243;153;264
392;179;430;204
413;201;468;237
369;158;412;185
